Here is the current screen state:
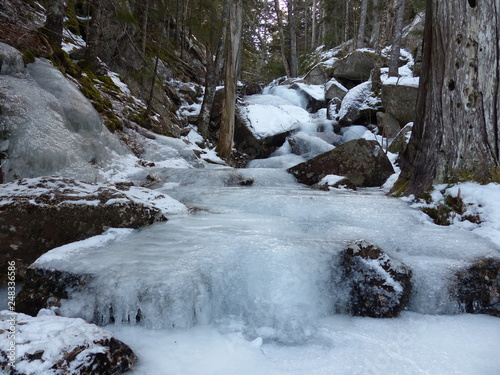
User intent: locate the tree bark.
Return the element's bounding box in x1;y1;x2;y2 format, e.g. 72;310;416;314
287;0;298;77
388;0;406;76
311;0;317;48
370;0;381;48
273;0;291;77
43;0;65;48
217;0;243;160
399;0;500;196
356;0;369;48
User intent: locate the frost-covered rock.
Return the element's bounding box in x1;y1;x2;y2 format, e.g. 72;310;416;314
287;138;394;187
0;177;187;281
342;240;412;318
335;81;382;127
287;133;334;160
0;42;24;75
0;58;128;182
0;310;137;375
454;258;500;317
303;64;329;85
331;50;383;82
325;78;348;101
381;79;419;126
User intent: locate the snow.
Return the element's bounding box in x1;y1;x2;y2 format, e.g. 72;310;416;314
293;83;325;101
319;175;348;185
0;310;116;375
336;81;379;121
242;104;304;138
383;76;420;88
108;72;131;95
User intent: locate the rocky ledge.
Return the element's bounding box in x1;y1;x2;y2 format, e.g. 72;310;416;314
0;176;187;281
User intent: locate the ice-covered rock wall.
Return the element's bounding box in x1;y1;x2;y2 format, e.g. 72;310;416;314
0;43;129;183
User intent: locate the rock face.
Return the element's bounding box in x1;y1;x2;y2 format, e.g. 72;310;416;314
342;240;412;318
303;64;329;85
287;138;395;187
0;177;184;282
381;82;418;126
454;258;500;317
331;50;381;82
0;310;137;375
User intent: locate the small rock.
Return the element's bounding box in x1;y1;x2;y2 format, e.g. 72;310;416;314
0;42;25;75
388;123;413;154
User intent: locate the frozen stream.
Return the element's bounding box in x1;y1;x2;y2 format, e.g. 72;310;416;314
34;168;500;374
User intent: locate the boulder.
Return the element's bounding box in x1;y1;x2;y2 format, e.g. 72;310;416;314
454;258;500;317
325;79;348;101
0;310;137;375
0;177;186;282
287;138;395;187
335;81;382;127
303;64;329;85
381;82;418;126
388;123;413;154
376;111;401;138
241;82;263;96
331;50;383;82
342;240;412;318
0;42;24;75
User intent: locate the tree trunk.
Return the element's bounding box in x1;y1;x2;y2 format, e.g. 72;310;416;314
356;0;369;48
141;0;150;55
388;0;406;76
198;0;229;139
217;0;243;160
398;0;500;196
311;0;317;48
370;0;380;48
273;0;291;77
43;0;65;48
287;0;298;77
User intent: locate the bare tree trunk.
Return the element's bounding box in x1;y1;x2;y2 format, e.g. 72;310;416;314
287;0;298;77
141;0;150;55
273;0;291;77
217;0;243;160
399;0;500;196
198;0;229;138
43;0;65;48
356;0;369;48
388;0;406;76
369;0;380;48
311;0;317;48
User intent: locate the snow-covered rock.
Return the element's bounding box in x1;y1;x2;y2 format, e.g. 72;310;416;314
388;123;413;154
331;50;384;82
335;81;382;127
0;310;137;374
325;78;348;101
341;240;412;318
0;177;187;280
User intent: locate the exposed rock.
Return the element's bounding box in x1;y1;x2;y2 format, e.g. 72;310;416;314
316;175;357;190
0;177;186;282
241;82;263;96
381;82;418;126
454;258;500;317
335;81;382;127
325;79;348;101
0;310;137;375
388;123;413;154
288;133;335;160
0;42;24;75
287;138;394;187
376;111;401;138
303;64;329;85
331;50;384;82
16;267;93;317
327;97;342;121
342;240;412;318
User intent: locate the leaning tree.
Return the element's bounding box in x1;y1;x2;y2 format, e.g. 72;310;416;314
398;0;500;196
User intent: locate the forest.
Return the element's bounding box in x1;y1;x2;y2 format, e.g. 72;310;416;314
1;0;500;374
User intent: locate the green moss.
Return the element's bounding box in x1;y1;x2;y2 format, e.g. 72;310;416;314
64;0;80;35
103;112;123;132
21;49;36;65
444;195;465;215
491;167;500;183
390;177;409;197
50;50;82;77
